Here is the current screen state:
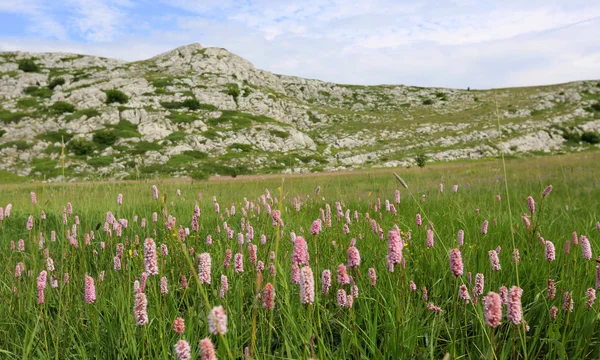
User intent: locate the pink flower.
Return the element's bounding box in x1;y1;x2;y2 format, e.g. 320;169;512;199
483;292;502;328
321;270;331;294
507;286;523;325
513;248;520;265
581;236;592;260
134;292;148;325
457;230;464;246
37;270;47;304
291;262;300;284
563;291;573;312
337;289;347;307
84;274;96;304
439;183;444;193
26;215;33;231
459;285;470;304
387;230;403;266
422;286;428;301
208;306;228;335
299;266;315;305
198;253;211;284
474;273;484;297
174;340;191;360
368;268;377;286
449;248;464;276
564;240;571;254
586;288;596;310
337;264;350;285
223;249;232;269
152;185;159;200
527;196;535;214
347;246;361;268
160;277;168;294
409;281;417;292
572;232;579;246
234;253;244;273
550;306;558;320
311;219;321;235
351;284;359;298
30;191;37;205
453;184;458;193
199;338;217;360
144;238;158;275
489;250;501;271
542;185;553;197
427;303;442;313
481;220;489;235
416;214;422;227
395;189;401;204
426;229;434;248
522;214;531;229
547;279;556;300
291;236;309;265
117;193;123;205
173;317;185;334
263;283;275;310
545;241;556;262
219;275;228;298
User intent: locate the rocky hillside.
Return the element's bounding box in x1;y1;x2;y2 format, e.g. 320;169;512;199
0;43;599;181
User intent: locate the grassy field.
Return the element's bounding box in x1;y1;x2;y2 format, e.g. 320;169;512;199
1;151;600;359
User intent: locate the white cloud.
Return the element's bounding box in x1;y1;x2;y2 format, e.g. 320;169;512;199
66;0;129;41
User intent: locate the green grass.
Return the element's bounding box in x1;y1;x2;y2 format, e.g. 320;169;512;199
16;98;42;110
37;129;73;144
0;153;599;358
207;110;275;130
169;111;197;124
65;108;100;122
23;86;53;98
0;140;32;150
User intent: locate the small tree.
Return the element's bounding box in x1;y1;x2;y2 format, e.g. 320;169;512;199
415;153;427;168
48;77;66;90
581;131;600;144
18;59;40;72
67;138;94;156
51;101;76;114
105;89;129;104
93;130;118;146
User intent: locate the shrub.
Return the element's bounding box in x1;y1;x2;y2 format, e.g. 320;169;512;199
165;132;187;142
132;141;161;154
51;101;76;114
87;156;114;168
224;83;240;101
0;140;32;150
581;132;600;144
93;130;118;146
16;98;40;109
18;59;40;72
415;153;427;168
589;103;600;112
67;138;95;155
183;150;208;159
160;101;184;110
37;129;73;143
269;129;290;139
0;129;5;137
190;170;210;181
169;112;196;124
182;98;201;110
48;77;65;90
65;108;100;122
0;109;26;124
422;99;434;105
105;89;129;104
24;86;53;98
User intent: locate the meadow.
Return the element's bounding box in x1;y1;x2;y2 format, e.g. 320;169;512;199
1;151;600;359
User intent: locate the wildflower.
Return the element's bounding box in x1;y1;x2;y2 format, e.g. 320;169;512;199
134;292;148;325
174;340;191;360
416;214;422;227
299;266;315;305
321;270;331;294
422;286;428;302
563;291;573;312
291;262;300;284
427;303;442;313
291;236;309;265
263;283;275;310
545;241;556;262
527;196;535;214
596;265;600;291
409;281;416;292
152;185;159;200
37;270;47;304
481;220;489;235
513;248;520;265
507;286;523;325
581;236;592;260
311;219;321;235
199;338;217;360
388;230;403;267
160;277;168;294
144;238;159;275
550;306;558;320
547;279;556;300
449;248;464;276
483;292;502;328
208;306;227;335
223;249;232;269
220;275;228;298
439;183;444;193
347;246;361;268
337;264;350;285
564;240;571;254
474;273;485;297
489;250;501;271
198;253;211;284
498;286;508;304
586;288;596;310
337;289;347;307
572;232;579;246
117;193;123;205
84;274;96;304
459;285;470;304
368;268;377;286
542;185;553;197
234;253;244;273
181;275;188;289
426;229;434;248
173;317;185;334
457;229;464;246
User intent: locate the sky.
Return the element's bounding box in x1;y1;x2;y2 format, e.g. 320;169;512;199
0;0;599;89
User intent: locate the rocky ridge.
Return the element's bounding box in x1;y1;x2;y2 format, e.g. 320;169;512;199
0;43;599;181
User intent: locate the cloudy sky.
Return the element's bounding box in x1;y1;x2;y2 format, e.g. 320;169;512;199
0;0;599;89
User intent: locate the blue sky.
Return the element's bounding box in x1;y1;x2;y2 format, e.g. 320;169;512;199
0;0;598;89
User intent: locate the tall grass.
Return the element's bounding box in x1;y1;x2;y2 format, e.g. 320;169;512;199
0;152;599;359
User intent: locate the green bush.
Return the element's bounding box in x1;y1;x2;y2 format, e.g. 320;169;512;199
169;112;196;124
0;140;32;150
18;59;40;72
0;129;5;137
93;130;118;146
269;129;290;139
422;99;434;105
190;170;210;181
110;120;141;138
51;101;76;114
105;89;129;104
160;101;184;110
65;108;100;121
224;83;240;101
16;98;40;109
415;153;427;168
581;132;600;144
165;132;187;142
48;77;65;90
182;98;201;110
37;129;73;143
87;156;114;168
67;138;95;155
132;141;161;154
0;109;26;124
183;150;208;159
24;86;53;98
